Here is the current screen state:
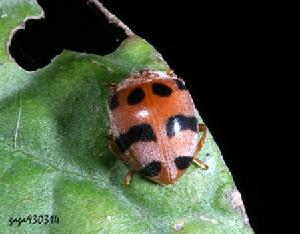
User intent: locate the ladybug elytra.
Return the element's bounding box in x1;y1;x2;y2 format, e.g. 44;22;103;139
108;70;208;185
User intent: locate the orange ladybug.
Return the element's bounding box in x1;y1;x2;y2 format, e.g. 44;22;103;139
108;70;208;185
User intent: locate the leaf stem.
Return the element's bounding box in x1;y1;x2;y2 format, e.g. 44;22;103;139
87;0;135;37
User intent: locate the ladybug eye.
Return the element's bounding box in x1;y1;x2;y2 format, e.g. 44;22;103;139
152;83;172;97
127;87;145;105
175;79;188;90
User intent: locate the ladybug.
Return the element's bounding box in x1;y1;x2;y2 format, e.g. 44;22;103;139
108;69;208;185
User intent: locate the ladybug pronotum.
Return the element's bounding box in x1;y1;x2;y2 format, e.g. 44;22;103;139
108;70;208;185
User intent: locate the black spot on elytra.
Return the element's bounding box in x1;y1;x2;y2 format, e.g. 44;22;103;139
166;115;198;137
175;79;188;90
140;161;161;177
115;124;157;153
109;94;119;110
175;156;193;169
152;83;172;97
127;87;145;105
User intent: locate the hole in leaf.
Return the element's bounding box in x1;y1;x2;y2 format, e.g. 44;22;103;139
9;0;127;71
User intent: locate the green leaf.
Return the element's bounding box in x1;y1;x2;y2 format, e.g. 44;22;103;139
0;0;254;233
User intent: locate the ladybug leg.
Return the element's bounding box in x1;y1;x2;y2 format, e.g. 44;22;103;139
193;158;209;170
107;131;115;152
124;170;135;186
167;68;176;77
104;80;117;93
109;83;117;92
192;124;209;170
107;132;136;185
107;131;123;160
107;82;117;93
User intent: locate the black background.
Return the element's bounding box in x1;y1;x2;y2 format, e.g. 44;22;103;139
9;0;282;233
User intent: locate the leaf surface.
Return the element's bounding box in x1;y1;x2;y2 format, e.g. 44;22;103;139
0;1;253;233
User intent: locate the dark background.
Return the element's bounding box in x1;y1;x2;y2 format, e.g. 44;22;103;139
9;0;282;233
